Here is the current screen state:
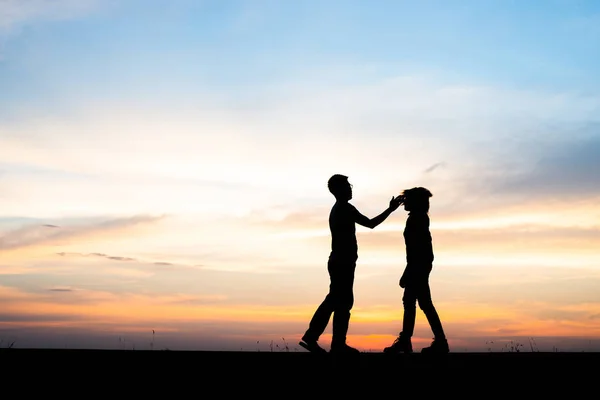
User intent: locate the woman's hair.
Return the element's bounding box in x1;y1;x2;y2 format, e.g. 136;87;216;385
401;187;432;212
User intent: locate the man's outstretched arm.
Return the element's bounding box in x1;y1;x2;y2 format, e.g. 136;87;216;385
354;196;402;229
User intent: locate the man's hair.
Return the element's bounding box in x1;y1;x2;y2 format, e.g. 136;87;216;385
328;174;348;196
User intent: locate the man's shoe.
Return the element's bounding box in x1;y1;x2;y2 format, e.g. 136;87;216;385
329;343;360;355
299;338;327;354
421;338;449;354
383;334;413;354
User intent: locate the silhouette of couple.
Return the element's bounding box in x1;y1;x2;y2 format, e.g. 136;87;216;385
299;174;449;355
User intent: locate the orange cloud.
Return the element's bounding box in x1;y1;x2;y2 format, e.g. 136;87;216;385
3;282;600;351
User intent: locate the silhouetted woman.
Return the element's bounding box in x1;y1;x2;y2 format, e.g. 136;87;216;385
384;187;449;354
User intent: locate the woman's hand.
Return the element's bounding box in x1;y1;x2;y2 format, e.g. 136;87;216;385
399;271;407;288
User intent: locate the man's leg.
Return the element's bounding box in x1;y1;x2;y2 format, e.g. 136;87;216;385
331;282;352;349
299;260;338;353
329;263;359;354
302;294;334;344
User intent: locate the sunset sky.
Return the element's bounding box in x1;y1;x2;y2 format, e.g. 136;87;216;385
1;0;600;352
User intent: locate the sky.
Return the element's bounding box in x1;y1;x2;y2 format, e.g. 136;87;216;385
1;0;600;352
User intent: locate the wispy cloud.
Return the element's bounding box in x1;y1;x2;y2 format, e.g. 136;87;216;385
355;224;600;253
4;75;598;222
487;124;600;198
48;287;74;292
0;76;595;235
57;251;178;267
0;0;103;33
424;162;445;174
0;214;165;251
563;12;600;39
1;1;599;351
4;76;599;179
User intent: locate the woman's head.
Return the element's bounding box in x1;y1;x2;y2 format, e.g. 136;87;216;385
400;187;432;213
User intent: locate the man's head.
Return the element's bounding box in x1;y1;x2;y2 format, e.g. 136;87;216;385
328;174;352;201
400;187;432;212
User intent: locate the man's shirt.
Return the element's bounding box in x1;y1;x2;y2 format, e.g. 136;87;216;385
329;201;359;261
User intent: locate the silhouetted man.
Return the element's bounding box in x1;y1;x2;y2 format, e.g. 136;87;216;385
299;174;402;354
383;187;449;354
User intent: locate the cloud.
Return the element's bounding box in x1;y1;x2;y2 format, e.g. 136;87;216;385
107;256;135;261
57;251;177;267
0;214;165;251
563;13;600;40
487;124;600;198
0;284;308;327
57;252;138;262
354;224;600;254
244;207;329;231
163;294;228;306
0;0;113;61
536;308;591;322
0;312;79;322
0;70;599;242
493;328;523;335
4;75;599;178
0;0;103;34
424;162;445;174
48;287;74;292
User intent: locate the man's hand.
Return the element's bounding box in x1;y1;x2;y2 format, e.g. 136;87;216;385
389;196;402;212
356;195;403;229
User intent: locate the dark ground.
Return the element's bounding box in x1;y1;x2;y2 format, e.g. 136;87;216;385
2;349;598;395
